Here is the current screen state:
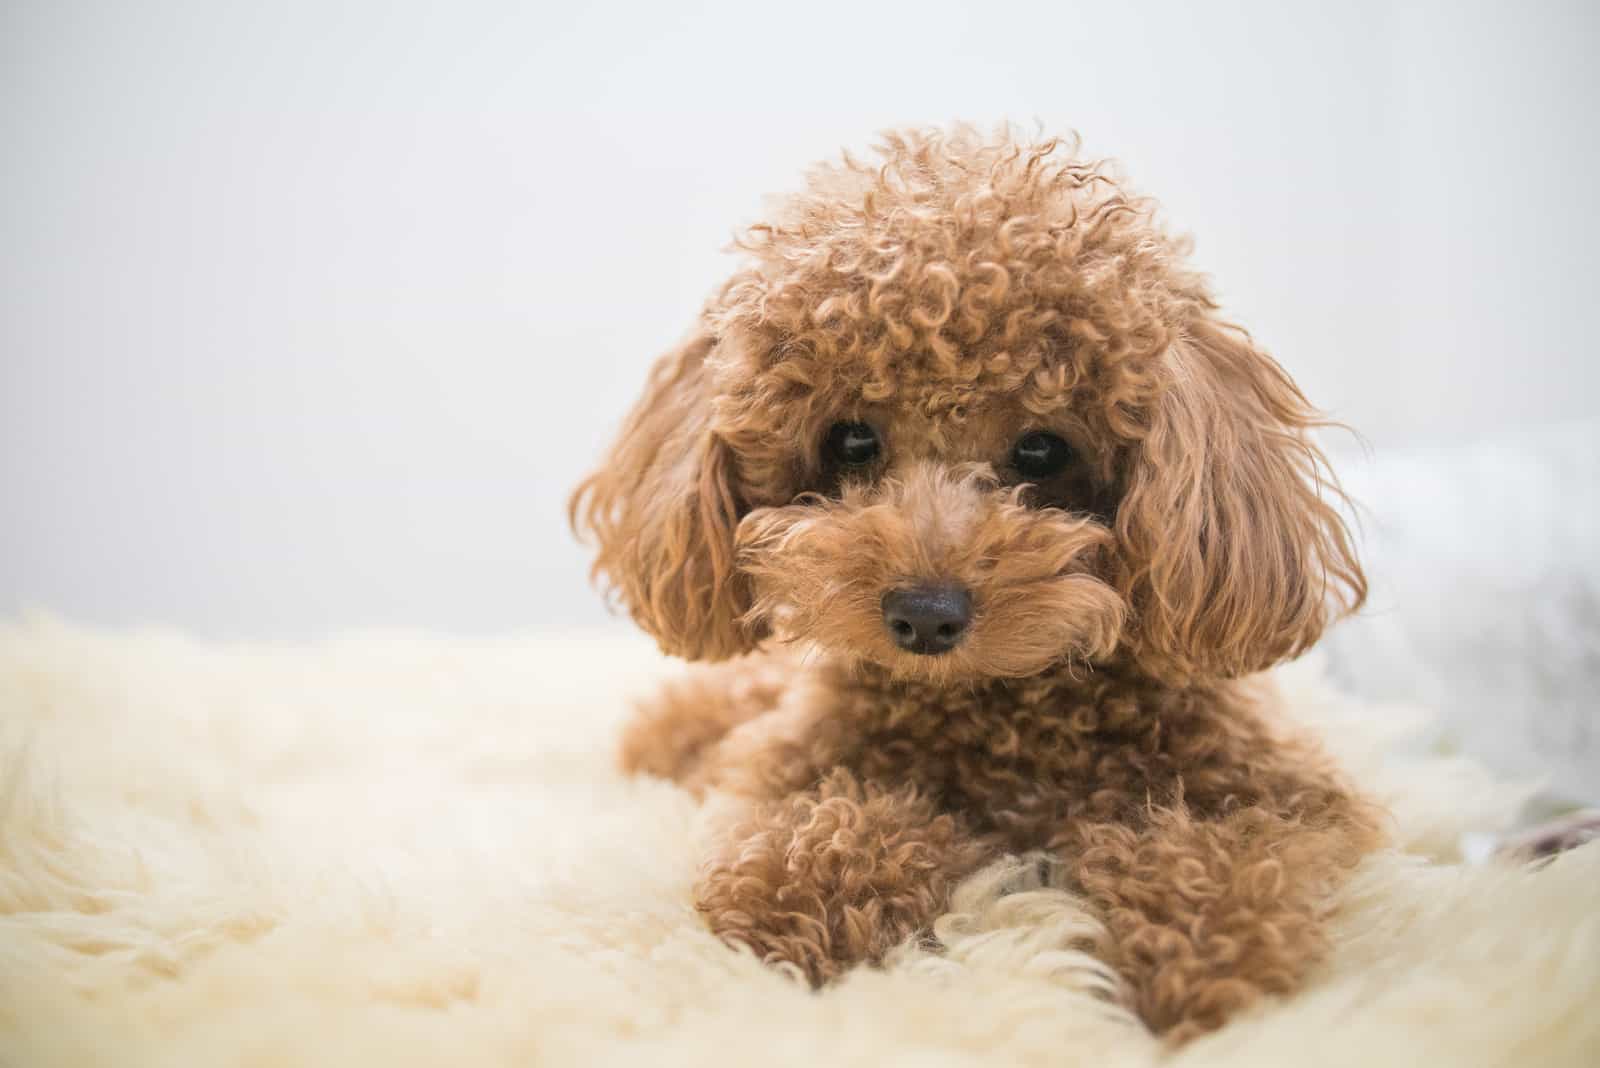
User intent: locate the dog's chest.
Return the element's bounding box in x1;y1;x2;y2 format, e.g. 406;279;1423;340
845;670;1191;840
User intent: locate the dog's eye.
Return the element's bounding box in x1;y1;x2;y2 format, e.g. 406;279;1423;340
1011;431;1073;479
824;422;881;466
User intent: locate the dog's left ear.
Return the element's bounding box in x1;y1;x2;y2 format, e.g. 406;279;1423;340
1114;316;1365;682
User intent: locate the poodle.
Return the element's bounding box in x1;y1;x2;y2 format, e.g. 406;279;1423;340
571;126;1383;1042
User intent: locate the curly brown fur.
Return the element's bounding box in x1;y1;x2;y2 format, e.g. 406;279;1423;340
573;125;1381;1042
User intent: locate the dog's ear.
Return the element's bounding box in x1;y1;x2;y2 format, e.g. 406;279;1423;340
569;326;756;660
1114;316;1364;682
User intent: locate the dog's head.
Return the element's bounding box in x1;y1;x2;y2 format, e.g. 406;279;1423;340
571;128;1363;685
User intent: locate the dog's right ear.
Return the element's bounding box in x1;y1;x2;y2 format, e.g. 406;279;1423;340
569;326;756;661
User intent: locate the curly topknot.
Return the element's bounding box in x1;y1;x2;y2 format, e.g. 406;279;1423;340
712;126;1207;440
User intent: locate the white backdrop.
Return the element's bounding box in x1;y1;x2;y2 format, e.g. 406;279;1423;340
3;0;1597;637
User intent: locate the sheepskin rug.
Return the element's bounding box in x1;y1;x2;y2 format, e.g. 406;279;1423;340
1;618;1596;1067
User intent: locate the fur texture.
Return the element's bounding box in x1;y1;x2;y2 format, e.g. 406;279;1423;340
1;621;1595;1067
572;127;1381;1040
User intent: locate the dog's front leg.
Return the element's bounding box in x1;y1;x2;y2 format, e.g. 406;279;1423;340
1059;798;1379;1042
696;769;992;985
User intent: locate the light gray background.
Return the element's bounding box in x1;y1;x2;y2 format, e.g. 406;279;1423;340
4;0;1597;639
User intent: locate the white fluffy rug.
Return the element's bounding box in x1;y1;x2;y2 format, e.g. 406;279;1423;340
1;619;1596;1067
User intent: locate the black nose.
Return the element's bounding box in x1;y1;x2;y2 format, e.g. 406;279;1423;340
882;585;972;655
